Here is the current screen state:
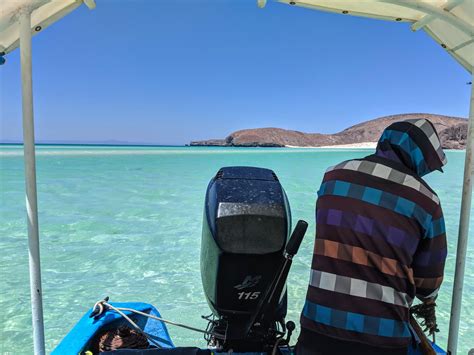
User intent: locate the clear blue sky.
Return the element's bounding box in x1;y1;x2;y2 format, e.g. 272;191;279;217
0;0;470;145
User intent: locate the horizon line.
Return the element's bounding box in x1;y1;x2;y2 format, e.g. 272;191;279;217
0;142;187;147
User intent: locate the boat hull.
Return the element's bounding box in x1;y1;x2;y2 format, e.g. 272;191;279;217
53;303;446;354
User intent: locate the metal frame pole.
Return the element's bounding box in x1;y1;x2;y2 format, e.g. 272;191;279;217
19;8;46;355
447;76;474;354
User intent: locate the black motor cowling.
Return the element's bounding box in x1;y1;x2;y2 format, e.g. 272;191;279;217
201;166;292;351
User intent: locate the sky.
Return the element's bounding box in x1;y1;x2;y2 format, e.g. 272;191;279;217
0;0;471;145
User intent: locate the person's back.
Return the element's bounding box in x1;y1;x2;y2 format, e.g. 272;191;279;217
298;119;447;355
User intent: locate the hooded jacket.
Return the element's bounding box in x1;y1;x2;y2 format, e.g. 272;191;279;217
376;119;447;177
299;119;447;349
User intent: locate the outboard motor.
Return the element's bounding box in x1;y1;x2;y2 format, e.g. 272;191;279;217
201;166;307;352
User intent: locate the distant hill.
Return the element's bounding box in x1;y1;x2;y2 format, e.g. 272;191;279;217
190;113;468;149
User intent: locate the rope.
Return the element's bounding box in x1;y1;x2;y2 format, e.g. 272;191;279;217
271;337;284;355
103;302;163;348
91;298;225;344
104;303;225;340
410;301;439;341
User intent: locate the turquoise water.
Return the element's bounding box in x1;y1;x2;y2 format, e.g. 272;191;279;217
0;145;472;354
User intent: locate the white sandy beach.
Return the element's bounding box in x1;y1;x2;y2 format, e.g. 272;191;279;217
286;142;377;149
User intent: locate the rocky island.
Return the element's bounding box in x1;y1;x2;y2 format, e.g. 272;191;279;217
191;113;468;149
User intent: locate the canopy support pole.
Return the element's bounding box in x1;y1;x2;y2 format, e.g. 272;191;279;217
411;0;464;32
19;8;46;355
447;76;474;355
379;0;474;36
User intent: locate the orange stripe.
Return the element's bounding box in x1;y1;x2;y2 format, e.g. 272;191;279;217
314;238;412;282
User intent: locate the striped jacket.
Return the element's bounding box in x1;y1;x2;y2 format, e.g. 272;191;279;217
300;119;447;348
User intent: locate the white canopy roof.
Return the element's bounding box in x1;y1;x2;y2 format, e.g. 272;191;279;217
276;0;473;73
0;0;95;55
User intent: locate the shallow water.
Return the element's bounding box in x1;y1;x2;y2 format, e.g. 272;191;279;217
0;145;472;354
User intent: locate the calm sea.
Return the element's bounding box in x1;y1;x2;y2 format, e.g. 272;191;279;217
1;145;472;354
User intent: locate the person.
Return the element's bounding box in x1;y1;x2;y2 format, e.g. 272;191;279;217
297;119;447;355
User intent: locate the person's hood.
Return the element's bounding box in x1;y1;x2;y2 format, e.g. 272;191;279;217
375;118;447;177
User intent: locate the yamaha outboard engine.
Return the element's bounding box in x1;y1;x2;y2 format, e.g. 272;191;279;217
201;166;307;352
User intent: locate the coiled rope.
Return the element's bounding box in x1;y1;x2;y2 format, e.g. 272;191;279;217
97;326;149;352
410;301;439;342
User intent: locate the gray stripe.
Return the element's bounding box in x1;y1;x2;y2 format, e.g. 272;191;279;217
429;132;441;150
310;270;412;308
327;160;439;204
405;119;447;166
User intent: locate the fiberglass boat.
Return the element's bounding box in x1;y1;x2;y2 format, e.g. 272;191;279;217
0;1;472;354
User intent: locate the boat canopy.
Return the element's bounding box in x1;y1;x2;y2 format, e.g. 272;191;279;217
0;0;95;56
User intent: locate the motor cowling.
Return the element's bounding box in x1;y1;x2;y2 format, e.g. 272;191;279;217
201;166;291;350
